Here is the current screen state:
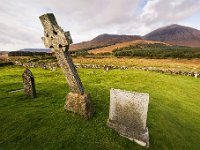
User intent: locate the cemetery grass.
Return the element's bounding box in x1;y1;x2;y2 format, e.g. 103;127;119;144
0;66;200;150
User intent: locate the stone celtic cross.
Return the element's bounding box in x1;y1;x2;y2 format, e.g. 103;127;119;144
39;13;94;119
39;13;83;94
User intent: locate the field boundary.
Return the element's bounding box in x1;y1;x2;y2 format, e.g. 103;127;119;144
12;61;200;78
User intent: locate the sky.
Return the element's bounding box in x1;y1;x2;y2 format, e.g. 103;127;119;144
0;0;200;51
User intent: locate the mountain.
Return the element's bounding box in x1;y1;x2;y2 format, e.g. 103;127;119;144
144;24;200;47
70;24;200;51
17;48;51;53
69;34;142;51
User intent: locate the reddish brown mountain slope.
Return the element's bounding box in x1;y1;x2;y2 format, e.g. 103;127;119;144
69;34;141;51
144;24;200;47
89;40;170;54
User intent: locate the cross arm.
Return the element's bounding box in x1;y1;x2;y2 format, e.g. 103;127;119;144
39;13;73;51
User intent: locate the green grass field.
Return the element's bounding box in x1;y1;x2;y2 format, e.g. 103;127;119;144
0;66;200;150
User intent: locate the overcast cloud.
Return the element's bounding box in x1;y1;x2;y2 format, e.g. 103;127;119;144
0;0;200;51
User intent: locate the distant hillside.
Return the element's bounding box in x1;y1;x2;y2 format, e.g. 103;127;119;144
0;51;9;55
112;41;200;58
18;48;51;53
144;24;200;47
7;48;52;57
69;34;142;51
89;40;170;54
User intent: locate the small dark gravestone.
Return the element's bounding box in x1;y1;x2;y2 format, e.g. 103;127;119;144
22;68;36;98
39;13;95;119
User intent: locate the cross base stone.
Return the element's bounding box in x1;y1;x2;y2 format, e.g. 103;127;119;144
64;92;95;119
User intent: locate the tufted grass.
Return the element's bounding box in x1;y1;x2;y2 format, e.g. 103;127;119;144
0;66;200;150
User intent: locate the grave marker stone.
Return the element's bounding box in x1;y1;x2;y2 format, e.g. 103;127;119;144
39;13;95;119
107;88;149;147
22;68;36;98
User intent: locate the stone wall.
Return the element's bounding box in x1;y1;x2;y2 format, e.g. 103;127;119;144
13;61;200;78
0;62;14;67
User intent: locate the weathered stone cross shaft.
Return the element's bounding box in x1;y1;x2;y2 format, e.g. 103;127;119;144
39;13;84;94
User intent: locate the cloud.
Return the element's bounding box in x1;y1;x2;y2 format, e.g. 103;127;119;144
0;0;140;50
0;0;199;51
117;0;200;35
140;0;200;25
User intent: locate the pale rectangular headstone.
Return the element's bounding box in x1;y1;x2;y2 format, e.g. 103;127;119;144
107;88;149;147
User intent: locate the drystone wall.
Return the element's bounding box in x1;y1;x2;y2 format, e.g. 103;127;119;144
13;61;200;78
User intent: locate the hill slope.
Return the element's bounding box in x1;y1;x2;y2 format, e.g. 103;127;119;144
0;51;9;55
89;40;170;54
69;34;142;51
144;24;200;47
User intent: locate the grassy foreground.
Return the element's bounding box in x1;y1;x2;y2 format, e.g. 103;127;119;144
0;66;200;150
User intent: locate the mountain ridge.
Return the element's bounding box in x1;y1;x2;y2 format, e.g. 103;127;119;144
143;24;200;47
69;34;142;51
69;24;200;51
18;48;51;53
